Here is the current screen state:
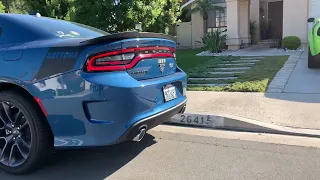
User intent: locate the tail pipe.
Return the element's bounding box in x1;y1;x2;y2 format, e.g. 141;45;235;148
132;127;147;142
179;105;186;114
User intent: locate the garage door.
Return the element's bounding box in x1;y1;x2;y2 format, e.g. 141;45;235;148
309;0;320;29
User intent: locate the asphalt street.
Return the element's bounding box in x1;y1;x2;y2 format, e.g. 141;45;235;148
1;126;320;180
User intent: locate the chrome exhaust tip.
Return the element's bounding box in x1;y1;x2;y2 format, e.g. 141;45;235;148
179;105;186;114
132;128;147;142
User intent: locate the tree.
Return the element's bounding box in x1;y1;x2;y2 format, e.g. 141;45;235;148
0;1;5;13
189;0;223;34
71;0;182;34
24;0;72;19
70;0;118;32
146;0;182;34
179;7;191;22
8;0;29;14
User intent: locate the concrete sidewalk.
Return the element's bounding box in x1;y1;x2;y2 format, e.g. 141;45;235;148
185;91;320;130
283;47;320;93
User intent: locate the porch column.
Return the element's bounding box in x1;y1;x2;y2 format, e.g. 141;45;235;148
226;0;240;49
226;0;250;49
250;0;260;43
191;3;204;48
239;0;250;44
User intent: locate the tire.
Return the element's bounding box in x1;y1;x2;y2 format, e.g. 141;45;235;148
308;48;319;68
0;90;52;175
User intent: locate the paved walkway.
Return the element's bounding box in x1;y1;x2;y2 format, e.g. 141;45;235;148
188;57;264;87
185;91;320;129
283;47;320;93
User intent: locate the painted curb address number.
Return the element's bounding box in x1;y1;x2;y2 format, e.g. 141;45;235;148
170;114;224;128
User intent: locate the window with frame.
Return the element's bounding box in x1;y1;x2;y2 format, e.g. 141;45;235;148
215;8;227;27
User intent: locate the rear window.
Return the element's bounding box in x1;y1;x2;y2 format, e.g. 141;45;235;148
17;16;110;39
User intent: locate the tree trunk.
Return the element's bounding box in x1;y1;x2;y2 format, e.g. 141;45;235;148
203;19;207;35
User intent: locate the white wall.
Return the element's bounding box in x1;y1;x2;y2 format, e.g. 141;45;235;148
176;22;192;48
283;0;309;43
309;0;320;30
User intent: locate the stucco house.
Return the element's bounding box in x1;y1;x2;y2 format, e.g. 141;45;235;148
179;0;320;49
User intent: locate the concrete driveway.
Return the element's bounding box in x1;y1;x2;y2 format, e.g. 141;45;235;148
284;48;320;93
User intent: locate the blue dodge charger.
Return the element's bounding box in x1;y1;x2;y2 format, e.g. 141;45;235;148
0;13;187;174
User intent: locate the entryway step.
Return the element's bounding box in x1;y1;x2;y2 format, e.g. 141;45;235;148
208;71;245;75
188;77;238;80
213;67;251;71
216;63;255;66
188;84;229;87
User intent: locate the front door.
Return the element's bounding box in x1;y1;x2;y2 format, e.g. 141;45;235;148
268;1;283;39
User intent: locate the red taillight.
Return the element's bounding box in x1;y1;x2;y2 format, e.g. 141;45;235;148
85;46;175;72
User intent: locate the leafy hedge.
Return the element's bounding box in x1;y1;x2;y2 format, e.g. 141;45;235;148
282;36;301;50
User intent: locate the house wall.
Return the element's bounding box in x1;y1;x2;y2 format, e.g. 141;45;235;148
176;22;192;48
309;0;320;30
191;3;204;48
283;0;309;43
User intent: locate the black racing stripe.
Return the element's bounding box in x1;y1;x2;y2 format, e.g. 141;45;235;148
34;47;85;80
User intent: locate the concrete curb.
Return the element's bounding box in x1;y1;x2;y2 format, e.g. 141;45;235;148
169;113;320;138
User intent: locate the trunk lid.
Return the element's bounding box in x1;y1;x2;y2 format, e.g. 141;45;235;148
83;32;177;80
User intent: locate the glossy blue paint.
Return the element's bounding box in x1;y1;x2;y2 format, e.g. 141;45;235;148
32;69;186;147
0;14;187;148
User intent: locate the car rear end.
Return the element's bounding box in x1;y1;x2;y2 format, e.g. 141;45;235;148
82;35;187;144
36;33;187;147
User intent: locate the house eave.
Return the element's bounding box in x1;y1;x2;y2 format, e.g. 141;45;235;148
181;0;227;9
181;0;194;9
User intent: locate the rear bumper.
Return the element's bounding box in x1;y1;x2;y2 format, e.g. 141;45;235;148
30;68;187;148
117;99;187;143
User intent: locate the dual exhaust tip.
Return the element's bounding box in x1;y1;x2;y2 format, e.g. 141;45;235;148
132;127;147;142
132;105;186;142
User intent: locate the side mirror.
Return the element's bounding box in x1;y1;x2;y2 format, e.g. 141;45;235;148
308;17;315;23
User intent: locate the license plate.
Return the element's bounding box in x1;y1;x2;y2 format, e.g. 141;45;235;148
163;85;177;102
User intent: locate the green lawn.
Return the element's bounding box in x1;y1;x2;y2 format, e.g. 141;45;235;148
176;49;289;92
176;49;212;72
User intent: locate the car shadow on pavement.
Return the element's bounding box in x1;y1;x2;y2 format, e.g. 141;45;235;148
264;92;320;103
0;134;157;180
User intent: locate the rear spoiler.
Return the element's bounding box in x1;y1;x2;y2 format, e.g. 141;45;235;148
81;31;176;45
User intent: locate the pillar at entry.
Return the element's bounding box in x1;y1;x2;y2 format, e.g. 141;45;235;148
226;0;250;50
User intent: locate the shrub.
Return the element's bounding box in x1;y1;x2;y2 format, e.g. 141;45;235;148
250;21;257;45
200;29;227;53
282;36;301;50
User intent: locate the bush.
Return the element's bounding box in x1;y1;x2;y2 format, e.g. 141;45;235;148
250;21;257;45
200;29;227;53
282;36;301;50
